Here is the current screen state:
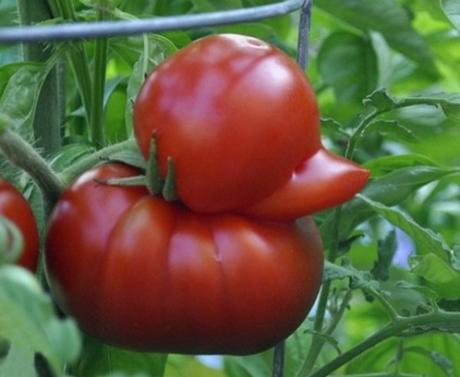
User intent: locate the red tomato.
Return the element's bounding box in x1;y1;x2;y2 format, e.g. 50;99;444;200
0;178;39;271
45;163;323;354
134;33;369;218
134;33;321;213
242;149;370;221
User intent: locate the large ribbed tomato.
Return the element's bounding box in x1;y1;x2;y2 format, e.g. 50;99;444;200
0;178;39;271
45;163;323;354
134;33;369;218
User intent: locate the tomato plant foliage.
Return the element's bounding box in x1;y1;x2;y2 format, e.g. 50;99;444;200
1;0;460;377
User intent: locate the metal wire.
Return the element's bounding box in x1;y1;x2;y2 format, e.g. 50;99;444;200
0;0;306;43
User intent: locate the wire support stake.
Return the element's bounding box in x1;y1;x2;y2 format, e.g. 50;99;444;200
0;0;304;43
296;0;312;69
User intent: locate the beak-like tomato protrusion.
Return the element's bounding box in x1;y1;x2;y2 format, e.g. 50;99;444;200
241;148;370;221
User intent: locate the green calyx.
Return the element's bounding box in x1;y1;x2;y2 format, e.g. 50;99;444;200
97;133;178;202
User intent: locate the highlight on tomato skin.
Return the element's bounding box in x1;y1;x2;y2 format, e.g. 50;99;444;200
134;33;369;218
0;178;39;271
45;163;324;355
134;33;321;214
241;148;371;221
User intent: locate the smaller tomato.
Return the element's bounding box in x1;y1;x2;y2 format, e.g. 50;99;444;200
0;178;39;271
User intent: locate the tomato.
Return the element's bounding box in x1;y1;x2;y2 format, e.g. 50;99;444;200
45;163;323;354
241;149;370;221
134;33;320;213
134;33;369;218
0;178;39;271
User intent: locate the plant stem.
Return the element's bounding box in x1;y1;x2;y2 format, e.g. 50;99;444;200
297;207;343;377
17;0;63;155
60;139;137;183
90;2;109;148
326;289;352;335
54;0;93;136
0;129;63;207
308;311;460;377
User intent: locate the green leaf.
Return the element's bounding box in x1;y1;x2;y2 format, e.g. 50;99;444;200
315;0;437;74
411;254;460;299
320;166;458;248
364;88;460;114
324;260;380;291
358;195;453;260
371;230;397;281
363;154;438;177
317;32;378;105
347;334;460;376
0;266;81;376
364;119;419;143
441;0;460;32
0;63;47;136
124;35;176;136
76;336;167;377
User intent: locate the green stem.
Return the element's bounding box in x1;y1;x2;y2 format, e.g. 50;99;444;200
17;0;63;155
55;0;93;135
326;289;352;336
60;139;137;183
345;109;380;160
308;311;460;377
0;129;63;207
331;372;424;377
90;2;109;148
297;208;343;377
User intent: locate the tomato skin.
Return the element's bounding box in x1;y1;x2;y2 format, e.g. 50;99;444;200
134;33;320;213
242;148;370;221
46;163;323;355
0;179;39;271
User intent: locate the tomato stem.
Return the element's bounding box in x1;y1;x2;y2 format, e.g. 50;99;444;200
60;139;138;184
296;206;343;377
0;129;63;207
308;311;460;377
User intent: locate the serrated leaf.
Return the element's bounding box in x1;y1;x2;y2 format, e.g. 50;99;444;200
371;230;397;281
365;120;418;143
321;165;458;248
364;89;460;114
321;118;350;137
395;281;439;302
347;333;460;375
411;254;460;300
124;35;176;136
315;0;437;74
0;266;81;376
318;32;378;105
0;63;47;136
442;0;460;32
359;195;453;260
364;154;438;177
324;260;380;291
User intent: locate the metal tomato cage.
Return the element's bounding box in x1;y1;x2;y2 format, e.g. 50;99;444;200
0;0;312;375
